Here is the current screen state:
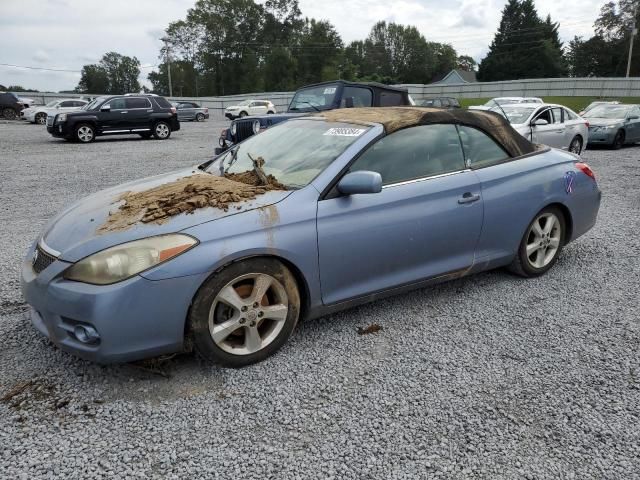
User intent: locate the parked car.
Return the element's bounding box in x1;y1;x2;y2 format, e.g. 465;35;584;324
17;96;37;108
225;100;276;119
469;97;544;111
21;99;88;124
583;104;640;149
0;91;25;120
217;80;414;153
418;97;461;108
492;103;589;154
172;101;209;122
46;94;180;143
579;100;620;116
22;107;601;367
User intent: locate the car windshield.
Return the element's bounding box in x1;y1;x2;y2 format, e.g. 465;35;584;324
584;105;631;119
494;106;537;124
207;119;369;188
83;96;108;110
486;98;521;107
45;100;59;107
236;100;252;106
288;84;338;112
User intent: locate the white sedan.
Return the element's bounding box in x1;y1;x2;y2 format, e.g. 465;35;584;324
21;98;88;124
493;103;589;154
469;97;544;111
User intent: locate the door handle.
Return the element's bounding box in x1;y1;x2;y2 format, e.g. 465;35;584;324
458;192;480;204
121;111;128;114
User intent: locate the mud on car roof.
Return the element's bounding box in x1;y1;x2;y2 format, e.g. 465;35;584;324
316;106;540;158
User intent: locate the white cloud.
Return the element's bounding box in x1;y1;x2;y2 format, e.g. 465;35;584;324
0;0;605;92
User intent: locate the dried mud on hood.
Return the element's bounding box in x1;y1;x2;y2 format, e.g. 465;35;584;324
98;172;286;234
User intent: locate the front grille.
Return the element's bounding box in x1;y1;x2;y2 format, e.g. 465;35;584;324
33;245;57;274
235;120;256;142
46;115;54;127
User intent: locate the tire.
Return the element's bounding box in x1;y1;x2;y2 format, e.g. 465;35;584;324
508;206;566;278
267;111;274;114
189;258;301;367
568;135;583;155
2;108;17;120
138;132;152;139
152;121;171;140
74;123;95;143
612;130;625;150
35;113;47;125
239;111;248;118
195;113;205;122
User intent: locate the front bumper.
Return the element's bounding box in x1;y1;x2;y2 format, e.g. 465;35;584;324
587;128;617;144
21;244;208;363
47;121;72;138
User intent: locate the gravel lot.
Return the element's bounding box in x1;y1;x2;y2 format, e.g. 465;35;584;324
0;119;639;479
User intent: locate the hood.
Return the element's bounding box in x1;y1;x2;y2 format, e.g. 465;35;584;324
43;168;293;262
585;117;624;127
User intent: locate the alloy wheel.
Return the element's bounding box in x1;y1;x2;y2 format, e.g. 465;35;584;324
3;108;16;120
525;212;562;269
77;125;94;142
36;113;47;125
208;273;289;356
569;137;582;154
155;123;170;138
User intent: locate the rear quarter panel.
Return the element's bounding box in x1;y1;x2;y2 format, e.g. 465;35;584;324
472;149;600;269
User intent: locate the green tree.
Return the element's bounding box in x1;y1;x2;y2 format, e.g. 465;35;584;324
456;55;477;71
293;19;343;85
76;52;140;94
477;0;567;80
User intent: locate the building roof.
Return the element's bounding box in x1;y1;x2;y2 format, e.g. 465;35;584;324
315;107;538;158
432;69;478;84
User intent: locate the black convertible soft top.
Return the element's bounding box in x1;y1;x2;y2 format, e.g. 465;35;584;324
317;107;540;158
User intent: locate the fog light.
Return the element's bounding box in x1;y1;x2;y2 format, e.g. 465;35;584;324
73;325;100;344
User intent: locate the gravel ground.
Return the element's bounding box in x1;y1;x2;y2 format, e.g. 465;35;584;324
0;119;639;479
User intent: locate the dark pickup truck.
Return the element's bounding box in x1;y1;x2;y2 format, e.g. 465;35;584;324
216;80;414;154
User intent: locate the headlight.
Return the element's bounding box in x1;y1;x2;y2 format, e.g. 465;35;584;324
252;120;261;134
64;234;197;285
56;113;67;123
230;123;237;135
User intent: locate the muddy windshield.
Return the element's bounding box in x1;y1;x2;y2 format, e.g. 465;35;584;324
288;84;338;112
208;119;369;188
584;105;631;119
496;106;537;124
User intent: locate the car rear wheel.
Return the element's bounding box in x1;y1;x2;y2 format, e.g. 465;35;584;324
195;113;205;122
568;135;583;154
35;113;47;125
239;111;248;118
508;206;565;278
2;108;17;120
153;121;171;140
612;130;625;150
189;258;300;367
75;123;95;143
267;111;274;114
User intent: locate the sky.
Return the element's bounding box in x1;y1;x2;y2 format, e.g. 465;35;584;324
0;0;605;92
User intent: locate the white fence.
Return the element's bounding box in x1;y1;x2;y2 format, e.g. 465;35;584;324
17;77;640;120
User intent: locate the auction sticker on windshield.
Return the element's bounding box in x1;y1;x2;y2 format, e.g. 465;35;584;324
323;127;366;137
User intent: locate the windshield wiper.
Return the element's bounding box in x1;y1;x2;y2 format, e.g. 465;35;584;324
291;101;320;112
223;146;241;174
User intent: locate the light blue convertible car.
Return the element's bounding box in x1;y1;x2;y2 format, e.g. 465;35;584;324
21;107;601;367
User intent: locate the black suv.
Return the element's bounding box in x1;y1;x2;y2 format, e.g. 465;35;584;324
217;80;413;153
0;92;24;120
46;94;180;143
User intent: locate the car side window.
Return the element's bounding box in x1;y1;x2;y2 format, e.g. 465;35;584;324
551;107;563;124
125;97;151;109
379;91;404;107
106;98;126;110
535;108;553;124
341;87;373;108
564;108;578;120
457;126;509;169
60;101;75;108
349;124;465;186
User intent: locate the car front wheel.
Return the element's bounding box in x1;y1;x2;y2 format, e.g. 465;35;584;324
508;207;565;277
196;113;205;122
75;123;95;143
35;113;47;125
189;258;301;367
2;108;17;120
153;121;171;139
612;130;625;150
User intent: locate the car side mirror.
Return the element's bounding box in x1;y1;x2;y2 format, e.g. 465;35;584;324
337;171;382;195
628;115;639;120
100;105;111;112
532;118;548;126
344;97;354;108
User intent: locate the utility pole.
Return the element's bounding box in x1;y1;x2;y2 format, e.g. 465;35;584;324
627;7;638;77
161;37;173;97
